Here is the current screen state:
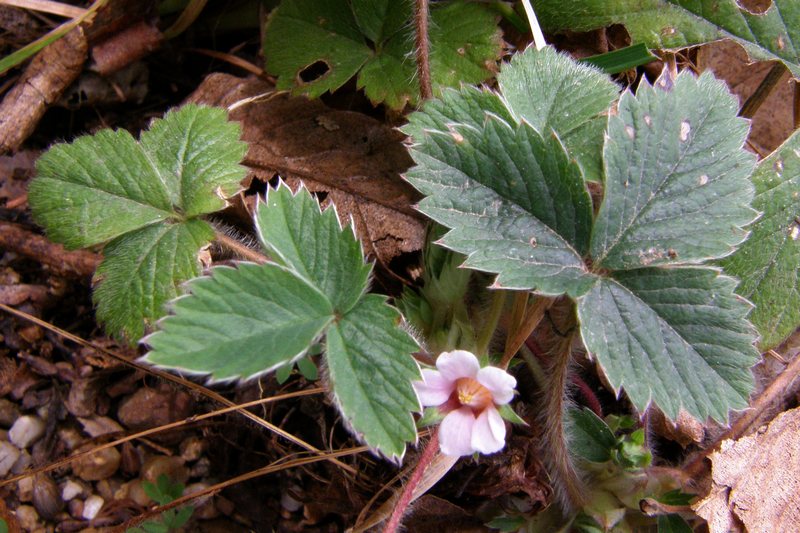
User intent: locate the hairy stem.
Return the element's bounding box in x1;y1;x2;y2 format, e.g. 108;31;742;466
414;0;432;101
384;429;440;533
539;325;588;512
213;229;268;264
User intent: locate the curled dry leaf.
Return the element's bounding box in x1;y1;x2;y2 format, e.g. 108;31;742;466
186;73;425;268
692;406;800;533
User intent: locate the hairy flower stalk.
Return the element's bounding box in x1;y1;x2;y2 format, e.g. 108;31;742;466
414;350;516;456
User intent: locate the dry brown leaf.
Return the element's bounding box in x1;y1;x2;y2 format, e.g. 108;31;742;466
186;73;425;270
693;407;800;533
697;40;796;155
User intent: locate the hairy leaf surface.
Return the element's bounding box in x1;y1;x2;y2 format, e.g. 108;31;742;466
497;46;618;182
591;71;756;270
720;130;800;349
406;115;595;295
533;0;800;77
577;268;757;422
327;294;421;459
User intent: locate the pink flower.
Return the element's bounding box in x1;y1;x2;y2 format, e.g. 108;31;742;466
413;350;517;457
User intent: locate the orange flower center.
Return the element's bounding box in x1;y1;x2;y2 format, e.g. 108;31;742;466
455;377;493;410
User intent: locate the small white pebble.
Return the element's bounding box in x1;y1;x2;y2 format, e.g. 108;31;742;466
82;495;104;521
9;416;46;448
61;480;85;501
0;441;21;477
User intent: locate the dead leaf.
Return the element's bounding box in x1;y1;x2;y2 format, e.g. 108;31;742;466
186;74;425;270
693;407;800;533
697;40;796;155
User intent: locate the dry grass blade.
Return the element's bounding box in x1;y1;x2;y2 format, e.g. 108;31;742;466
0;0;86;18
0;302;358;474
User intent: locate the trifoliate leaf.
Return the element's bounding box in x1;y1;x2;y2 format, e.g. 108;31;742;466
28;104;249;341
255;183;370;314
406;113;596;296
263;0;501;109
567;407;617;463
577;268;758;422
146;184;421;457
144;261;334;381
533;0;800;77
497;46;619;182
720;130;800;350
327;294;421;459
94;220;214;341
590;70;757;271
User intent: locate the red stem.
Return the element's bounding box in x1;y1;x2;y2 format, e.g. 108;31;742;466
384;429;440;533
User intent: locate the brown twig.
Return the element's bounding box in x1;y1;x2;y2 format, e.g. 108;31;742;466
739;62;786;119
414;0;432;102
0;221;100;278
683;352;800;478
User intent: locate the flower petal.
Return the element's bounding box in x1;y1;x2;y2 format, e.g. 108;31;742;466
471;406;506;454
436;350;480;381
413;369;454;406
477;366;517;405
439;407;477;457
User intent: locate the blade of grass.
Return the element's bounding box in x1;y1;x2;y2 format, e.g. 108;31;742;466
0;0;106;76
580;43;657;74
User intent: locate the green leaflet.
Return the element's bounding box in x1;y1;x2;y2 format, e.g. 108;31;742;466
262;0;502;109
720;130;800;350
406;116;596;296
567;408;617;463
497;46;619;182
577;269;757;422
146;184;421;459
591;70;757;270
405;46;760;423
533;0;800;77
28;104;249;341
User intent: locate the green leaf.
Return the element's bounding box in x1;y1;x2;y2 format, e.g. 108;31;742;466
29;104;248;341
581;43;658;74
146;184;421;457
567;407;617;462
533;0;800;77
497;46;619;183
263;0;501;109
326;294;421;459
255;184;370;313
719;130;800;350
590;70;757;270
144;261;334;381
296;355;319;381
577;268;758;422
31;129;175;249
406;113;596;296
139;105;248;218
657;514;693;533
94;219;214;342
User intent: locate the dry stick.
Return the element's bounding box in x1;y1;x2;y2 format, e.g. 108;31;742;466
114;445;370;533
794;78;800;130
414;0;432;101
0;387;323;487
539;329;588;512
683;351;800;479
0;303;358;475
739;62;786;119
383;428;440;533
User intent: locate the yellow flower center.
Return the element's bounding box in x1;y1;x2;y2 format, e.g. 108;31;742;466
455;377;493;410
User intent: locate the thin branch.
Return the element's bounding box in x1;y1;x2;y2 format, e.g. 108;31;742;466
414;0;432;101
739;62;786;119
